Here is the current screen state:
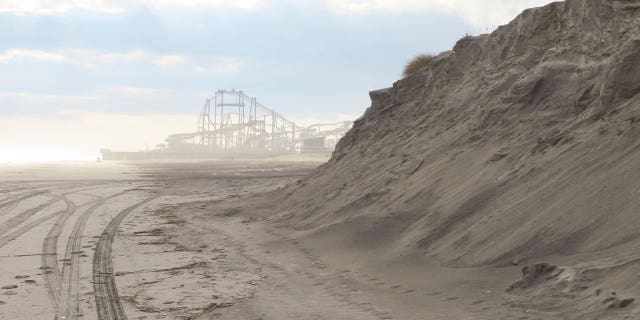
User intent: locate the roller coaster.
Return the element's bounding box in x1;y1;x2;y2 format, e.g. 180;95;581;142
102;89;352;160
165;89;352;155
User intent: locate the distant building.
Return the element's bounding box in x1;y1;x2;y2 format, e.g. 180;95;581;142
301;137;328;154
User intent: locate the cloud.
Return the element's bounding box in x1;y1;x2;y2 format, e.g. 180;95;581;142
106;86;170;95
105;86;209;97
192;64;240;74
326;0;555;28
0;0;265;15
134;0;266;11
192;57;242;74
154;54;187;68
0;48;148;67
0;48;242;74
0;91;99;101
0;0;124;15
86;50;149;63
0;49;68;63
0;0;555;29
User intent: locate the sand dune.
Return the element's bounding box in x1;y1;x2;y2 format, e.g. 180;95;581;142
273;0;640;318
3;1;640;319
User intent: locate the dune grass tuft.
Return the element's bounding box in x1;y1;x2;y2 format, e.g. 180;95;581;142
402;54;435;78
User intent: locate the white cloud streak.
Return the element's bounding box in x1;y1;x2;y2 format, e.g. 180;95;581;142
192;57;242;74
0;49;68;63
0;48;242;74
0;48;150;67
106;86;171;95
326;0;556;28
0;91;99;101
134;0;266;11
0;0;265;15
0;0;558;29
154;54;187;67
105;86;210;97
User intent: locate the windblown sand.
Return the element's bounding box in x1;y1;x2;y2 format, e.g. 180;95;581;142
0;161;529;320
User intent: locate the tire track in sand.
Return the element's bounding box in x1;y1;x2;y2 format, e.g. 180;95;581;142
2;185;120;319
42;188;121;318
0;184;100;228
0;208;64;249
93;196;157;320
41;195;76;318
61;192;127;320
0;195;61;236
0;190;48;212
0;189;103;249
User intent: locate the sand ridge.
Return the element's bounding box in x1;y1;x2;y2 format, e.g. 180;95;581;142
273;0;640;318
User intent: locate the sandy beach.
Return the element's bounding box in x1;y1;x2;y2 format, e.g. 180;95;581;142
0;160;546;320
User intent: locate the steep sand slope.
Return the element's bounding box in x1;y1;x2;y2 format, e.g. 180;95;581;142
276;0;640;318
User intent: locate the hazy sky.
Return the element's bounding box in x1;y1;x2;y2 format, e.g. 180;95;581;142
0;0;554;161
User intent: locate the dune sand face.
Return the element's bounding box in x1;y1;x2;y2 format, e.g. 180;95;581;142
268;1;640;319
0;161;542;320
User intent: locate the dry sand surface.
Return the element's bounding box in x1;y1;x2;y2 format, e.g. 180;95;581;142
0;160;316;320
0;160;550;320
272;1;640;319
3;1;640;319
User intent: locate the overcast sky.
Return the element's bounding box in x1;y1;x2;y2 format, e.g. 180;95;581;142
0;0;554;161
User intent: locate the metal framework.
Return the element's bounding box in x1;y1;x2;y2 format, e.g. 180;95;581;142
199;89;298;152
165;89;352;155
302;121;353;152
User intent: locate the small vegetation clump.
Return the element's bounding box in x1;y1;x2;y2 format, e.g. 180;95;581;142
402;54;434;78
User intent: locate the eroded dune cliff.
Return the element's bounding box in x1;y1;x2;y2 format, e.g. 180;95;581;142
278;0;640;274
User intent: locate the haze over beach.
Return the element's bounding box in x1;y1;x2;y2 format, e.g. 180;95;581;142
0;0;553;162
3;1;640;320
